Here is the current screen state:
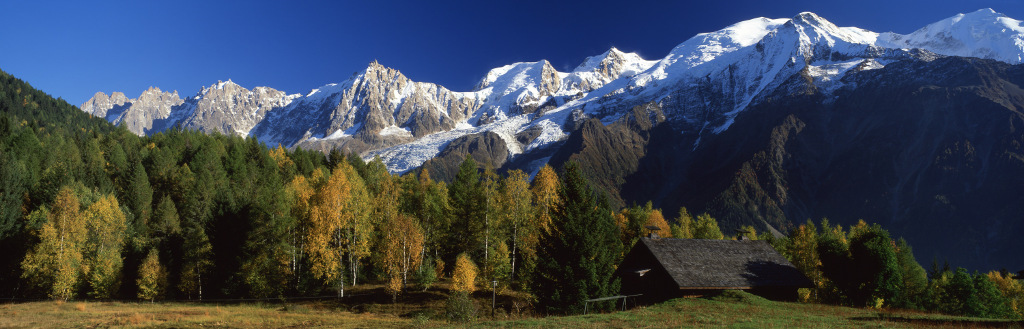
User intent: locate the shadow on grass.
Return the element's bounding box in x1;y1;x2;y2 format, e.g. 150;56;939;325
850;315;1024;328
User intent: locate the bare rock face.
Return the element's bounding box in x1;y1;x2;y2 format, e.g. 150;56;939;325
80;87;186;135
252;61;486;155
419;131;510;182
333;61;478;138
80;91;130;118
81;81;295;136
181;81;294;135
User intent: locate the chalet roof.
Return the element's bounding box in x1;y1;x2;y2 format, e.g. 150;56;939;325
633;237;812;289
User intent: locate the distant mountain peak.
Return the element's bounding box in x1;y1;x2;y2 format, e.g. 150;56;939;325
878;8;1024;64
83;9;1024;174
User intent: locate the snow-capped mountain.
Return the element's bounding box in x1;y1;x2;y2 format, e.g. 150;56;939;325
82;8;1024;174
878;8;1024;64
81;80;296;136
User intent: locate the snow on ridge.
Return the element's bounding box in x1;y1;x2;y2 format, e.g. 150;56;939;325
877;8;1024;64
92;9;1024;175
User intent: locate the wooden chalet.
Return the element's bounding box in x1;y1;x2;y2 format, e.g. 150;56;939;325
615;236;812;303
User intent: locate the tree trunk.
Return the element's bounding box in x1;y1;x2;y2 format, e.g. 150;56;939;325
511;225;518;284
337;230;344;298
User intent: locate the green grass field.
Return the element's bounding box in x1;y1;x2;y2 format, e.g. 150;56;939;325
1;291;1019;328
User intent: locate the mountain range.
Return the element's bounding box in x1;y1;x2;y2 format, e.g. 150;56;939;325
81;8;1024;270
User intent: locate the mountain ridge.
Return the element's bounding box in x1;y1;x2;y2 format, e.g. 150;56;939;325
72;8;1024;270
82;8;1024;175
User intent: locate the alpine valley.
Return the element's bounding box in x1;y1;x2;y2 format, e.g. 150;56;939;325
82;9;1024;270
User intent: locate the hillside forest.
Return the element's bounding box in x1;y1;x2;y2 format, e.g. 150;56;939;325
0;69;1021;318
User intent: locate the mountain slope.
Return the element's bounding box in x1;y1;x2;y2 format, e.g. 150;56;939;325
559;56;1024;270
78;9;1024;269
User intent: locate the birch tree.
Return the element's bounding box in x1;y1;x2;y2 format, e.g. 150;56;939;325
21;187;86;300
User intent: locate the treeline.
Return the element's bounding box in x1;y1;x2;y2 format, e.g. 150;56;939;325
766;219;1023;319
0;75;731;313
1;69;1021;318
0;68;685;313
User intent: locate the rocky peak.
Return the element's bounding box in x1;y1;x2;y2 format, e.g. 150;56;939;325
476;60;562;97
80;91;130;117
574;47;653;82
136;86;182;105
184;80;294;135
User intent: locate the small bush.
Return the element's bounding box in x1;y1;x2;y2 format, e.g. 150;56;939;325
445;292;478;323
414;259;437;291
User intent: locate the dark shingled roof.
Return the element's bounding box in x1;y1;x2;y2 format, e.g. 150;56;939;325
637;237;812;289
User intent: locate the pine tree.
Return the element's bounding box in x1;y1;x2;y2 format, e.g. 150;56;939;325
178;215;212;300
893;238;928;309
448;156;482;262
532;162;621;314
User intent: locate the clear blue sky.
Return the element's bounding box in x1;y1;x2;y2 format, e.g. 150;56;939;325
2;0;1021;106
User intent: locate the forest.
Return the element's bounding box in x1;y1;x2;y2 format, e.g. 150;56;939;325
0;69;1021;319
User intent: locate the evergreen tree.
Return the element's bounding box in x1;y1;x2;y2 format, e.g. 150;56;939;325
448;156;483;262
892;238;928;309
532;162;621;314
178;214;212;300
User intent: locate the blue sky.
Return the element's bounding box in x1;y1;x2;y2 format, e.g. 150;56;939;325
2;0;1021;105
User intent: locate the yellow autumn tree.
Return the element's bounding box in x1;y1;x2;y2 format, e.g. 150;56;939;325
307;164;352;297
83;194;128;299
788;220;822;302
339;162;373;286
21;187;86;301
987;271;1024;318
738;225;758;240
381;213;425;301
499;169;537;285
286;174;314;286
269;144;295;172
137;248;167;302
646;209;672;238
451;253;478;294
531;164;560;233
